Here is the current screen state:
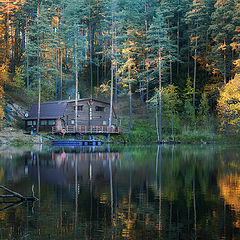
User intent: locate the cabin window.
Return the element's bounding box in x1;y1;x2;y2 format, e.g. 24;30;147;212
33;120;36;126
71;119;75;125
103;120;107;125
96;106;104;112
40;120;47;126
48;120;56;126
74;105;83;111
27;121;33;126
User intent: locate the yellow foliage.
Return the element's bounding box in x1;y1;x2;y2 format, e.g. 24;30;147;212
217;73;240;132
218;43;226;51
0;85;4;120
0;65;6;120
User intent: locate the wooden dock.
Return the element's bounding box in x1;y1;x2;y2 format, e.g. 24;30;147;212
52;125;121;135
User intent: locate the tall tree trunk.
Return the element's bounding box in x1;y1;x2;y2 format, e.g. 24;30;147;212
156;102;159;141
11;25;14;72
36;7;41;135
224;39;227;84
188;38;190;77
89;22;93;98
108;44;114;141
146;76;149;110
114;62;118;105
168;20;173;84
75;55;78;131
108;2;115;143
129;64;132;130
170;60;173;84
5;2;9;64
97;61;99;88
60;51;63;100
177;1;180;78
26;17;30;96
114;27;118;105
37;62;41;134
158;48;162;143
55;50;58;99
145;0;149;109
104;50;107;81
193;37;197;110
75;30;78;132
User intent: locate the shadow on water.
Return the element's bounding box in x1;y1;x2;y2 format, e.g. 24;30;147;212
0;144;240;239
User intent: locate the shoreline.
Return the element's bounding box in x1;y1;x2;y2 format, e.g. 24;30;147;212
0;131;239;147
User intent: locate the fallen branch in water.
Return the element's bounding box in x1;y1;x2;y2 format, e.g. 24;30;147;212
0;185;38;202
0;201;23;213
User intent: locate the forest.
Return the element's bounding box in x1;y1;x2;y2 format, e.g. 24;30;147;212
0;0;240;142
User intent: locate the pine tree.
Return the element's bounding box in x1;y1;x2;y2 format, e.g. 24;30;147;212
149;5;175;142
209;0;237;84
62;0;88;130
117;0;145;129
27;4;59;132
185;0;213;110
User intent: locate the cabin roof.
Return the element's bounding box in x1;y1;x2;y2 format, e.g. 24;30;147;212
43;98;111;105
25;102;67;120
24;98;116;120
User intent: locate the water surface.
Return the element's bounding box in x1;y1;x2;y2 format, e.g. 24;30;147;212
0;144;239;239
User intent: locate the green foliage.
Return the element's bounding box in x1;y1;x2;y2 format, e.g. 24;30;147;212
163;113;181;136
112;119;157;144
183;76;193;100
161;85;181;135
183;100;195;127
197;92;210;126
163;84;182;112
1;0;240;137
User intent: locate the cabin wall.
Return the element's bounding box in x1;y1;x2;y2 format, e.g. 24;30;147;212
24;99;118;132
25;119;63;132
63;100;116;127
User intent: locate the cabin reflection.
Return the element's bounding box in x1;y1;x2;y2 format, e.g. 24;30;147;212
25;149;120;186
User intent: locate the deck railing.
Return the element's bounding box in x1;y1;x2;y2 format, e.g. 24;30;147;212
52;125;121;134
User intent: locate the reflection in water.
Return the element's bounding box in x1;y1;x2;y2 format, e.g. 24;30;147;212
1;145;240;239
26;150;120;186
218;173;240;229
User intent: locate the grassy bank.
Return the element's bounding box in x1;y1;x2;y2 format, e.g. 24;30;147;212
109;118;240;144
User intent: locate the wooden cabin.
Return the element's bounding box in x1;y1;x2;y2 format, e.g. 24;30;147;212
24;98;119;134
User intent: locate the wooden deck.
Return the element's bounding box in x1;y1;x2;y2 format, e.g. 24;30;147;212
52;125;121;135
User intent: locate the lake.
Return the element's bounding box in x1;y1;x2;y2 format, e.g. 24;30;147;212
0;144;239;239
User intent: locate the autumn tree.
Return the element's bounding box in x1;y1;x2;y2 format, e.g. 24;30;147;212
217;72;240;133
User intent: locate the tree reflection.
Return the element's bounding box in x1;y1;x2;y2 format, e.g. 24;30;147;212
1;146;240;239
